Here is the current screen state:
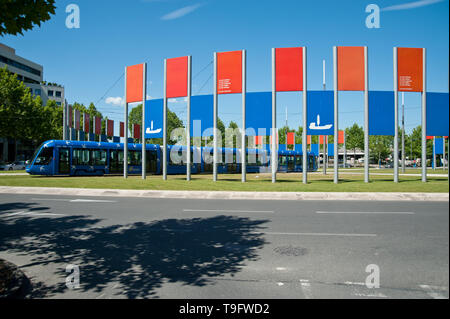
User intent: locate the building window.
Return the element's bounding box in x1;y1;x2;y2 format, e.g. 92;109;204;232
35;89;41;96
55;91;62;98
48;90;54;97
0;55;42;77
56;102;61;106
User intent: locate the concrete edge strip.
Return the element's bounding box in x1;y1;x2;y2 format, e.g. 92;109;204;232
0;186;448;202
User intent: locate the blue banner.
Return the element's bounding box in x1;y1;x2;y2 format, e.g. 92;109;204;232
328;143;334;157
369;91;395;136
246;92;272;136
311;144;319;156
307;91;334;136
144;99;164;139
435;138;444;155
426;92;449;137
295;144;302;152
191;95;214;137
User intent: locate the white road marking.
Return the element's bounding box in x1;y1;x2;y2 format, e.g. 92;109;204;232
4;211;65;217
276;267;287;271
419;284;447;299
263;232;377;237
299;279;313;299
31;198;116;203
183;209;274;213
343;281;366;286
277;282;284;286
316;211;415;215
353;292;388;298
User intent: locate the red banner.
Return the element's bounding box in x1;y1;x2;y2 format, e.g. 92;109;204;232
255;136;263;146
75;110;80;130
107;119;114;137
319;135;325;144
126;64;144;103
338;46;365;91
287;132;295;145
307;135;312;145
167;56;188;98
84;113;90;133
217;51;242;94
120;122;125;138
397;48;423;92
133;124;141;139
94;116;102;135
275;47;303;92
426;136;434;140
338;130;345;144
68;106;73;128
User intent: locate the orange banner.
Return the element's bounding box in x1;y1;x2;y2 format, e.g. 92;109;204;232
319;135;325;144
167;56;188;98
338;130;345;144
287;132;295;145
397;48;423;92
217;51;242;94
307;135;311;145
126;64;144;103
338;47;365;91
275;47;303;92
255;136;263;146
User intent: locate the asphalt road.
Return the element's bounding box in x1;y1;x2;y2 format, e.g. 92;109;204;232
0;194;448;299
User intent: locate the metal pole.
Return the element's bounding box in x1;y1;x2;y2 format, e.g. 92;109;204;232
272;48;277;183
302;47;308;184
333;46;338;184
401;92;405;173
422;48;427;182
343;130;347;169
187;56;192;181
213;52;218;182
242;50;247;183
142;63;147;180
163;60;168;180
124;66;128;179
364;46;369;183
394;47;399;182
433;136;436;170
63;100;67;140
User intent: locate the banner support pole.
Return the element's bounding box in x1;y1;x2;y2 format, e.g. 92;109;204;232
242;50;247;183
343;130;347;168
163;60;168;181
401;92;406;173
302;47;308;184
394;47;399;182
272;48;277;183
124;66;128;179
213;52;218;182
142;63;147;180
187;56;192;181
333;46;338;184
364;46;369;183
422;48;427;182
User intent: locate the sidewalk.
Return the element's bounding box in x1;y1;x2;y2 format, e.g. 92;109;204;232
0;186;448;202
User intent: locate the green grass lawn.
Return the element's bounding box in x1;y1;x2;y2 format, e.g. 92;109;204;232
332;168;449;175
0;172;448;193
0;170;26;174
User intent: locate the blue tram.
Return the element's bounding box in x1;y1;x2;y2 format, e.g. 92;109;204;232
26;140;317;176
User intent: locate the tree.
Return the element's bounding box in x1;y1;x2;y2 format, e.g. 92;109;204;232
345;124;364;158
128;104;184;145
0;0;56;36
369;135;393;165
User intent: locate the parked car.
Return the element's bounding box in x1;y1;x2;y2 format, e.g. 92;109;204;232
0;161;27;171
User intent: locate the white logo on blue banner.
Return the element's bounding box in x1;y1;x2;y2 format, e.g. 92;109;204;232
145;99;163;139
307;91;334;136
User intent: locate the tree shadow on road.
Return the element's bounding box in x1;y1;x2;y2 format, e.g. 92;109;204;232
0;204;268;298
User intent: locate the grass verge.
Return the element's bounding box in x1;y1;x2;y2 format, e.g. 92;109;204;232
0;172;448;193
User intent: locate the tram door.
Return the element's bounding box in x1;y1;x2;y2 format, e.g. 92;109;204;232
146;150;157;174
58;148;70;174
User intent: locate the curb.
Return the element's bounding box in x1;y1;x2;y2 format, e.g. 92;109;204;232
0;186;448;202
0;259;29;299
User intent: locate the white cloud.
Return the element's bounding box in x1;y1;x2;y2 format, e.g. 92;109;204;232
382;0;445;11
161;3;203;20
105;97;124;106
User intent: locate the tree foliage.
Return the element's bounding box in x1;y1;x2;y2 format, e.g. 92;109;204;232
0;0;56;36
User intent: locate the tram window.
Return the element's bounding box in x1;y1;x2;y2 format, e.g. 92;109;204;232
278;155;287;165
92;149;107;166
73;149;91;166
295;155;302;165
35;147;53;165
288;155;295;164
128;151;141;166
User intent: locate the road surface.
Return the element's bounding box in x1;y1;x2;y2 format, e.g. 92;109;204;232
0;194;448;299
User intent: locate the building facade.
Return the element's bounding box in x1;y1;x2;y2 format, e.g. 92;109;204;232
0;43;65;163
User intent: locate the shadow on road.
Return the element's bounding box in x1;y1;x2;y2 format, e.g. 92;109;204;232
0;203;268;298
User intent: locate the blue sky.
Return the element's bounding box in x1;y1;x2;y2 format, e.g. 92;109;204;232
1;0;449;134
